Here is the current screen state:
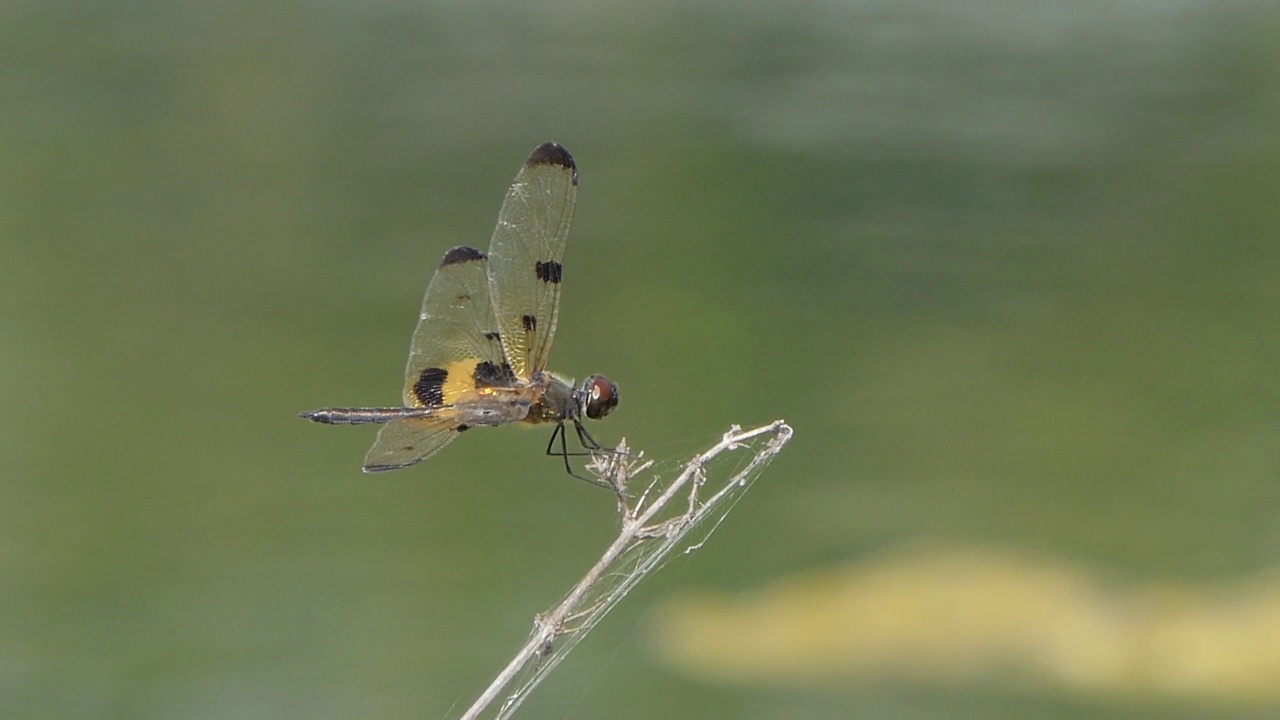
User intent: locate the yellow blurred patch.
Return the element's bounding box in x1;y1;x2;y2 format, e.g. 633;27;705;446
651;546;1280;703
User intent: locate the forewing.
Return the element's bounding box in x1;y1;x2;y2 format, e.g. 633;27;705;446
363;415;461;472
402;246;506;407
486;142;578;378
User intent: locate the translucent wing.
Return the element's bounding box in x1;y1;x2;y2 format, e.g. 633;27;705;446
486;142;578;379
402;246;506;407
363;415;461;472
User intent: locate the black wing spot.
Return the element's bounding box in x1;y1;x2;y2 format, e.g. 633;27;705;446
457;424;470;432
522;315;537;332
536;260;563;284
483;331;501;343
413;367;449;407
440;246;485;267
473;360;518;388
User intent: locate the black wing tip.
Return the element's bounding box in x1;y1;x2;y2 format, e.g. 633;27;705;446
527;141;578;185
440;245;486;267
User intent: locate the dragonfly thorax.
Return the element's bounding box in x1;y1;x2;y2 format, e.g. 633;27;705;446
523;372;618;426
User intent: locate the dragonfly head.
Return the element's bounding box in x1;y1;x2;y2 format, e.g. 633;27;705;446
578;374;619;421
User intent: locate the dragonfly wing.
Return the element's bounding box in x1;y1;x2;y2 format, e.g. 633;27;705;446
485;142;578;378
402;245;508;407
363;415;462;473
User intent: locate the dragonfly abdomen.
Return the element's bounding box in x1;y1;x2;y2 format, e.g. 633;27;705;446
299;407;433;425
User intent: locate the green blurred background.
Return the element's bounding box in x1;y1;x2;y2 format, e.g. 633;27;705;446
4;1;1279;718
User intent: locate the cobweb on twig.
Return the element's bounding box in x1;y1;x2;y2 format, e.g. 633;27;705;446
457;420;794;720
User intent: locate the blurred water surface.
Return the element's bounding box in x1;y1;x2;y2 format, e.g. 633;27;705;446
3;1;1278;718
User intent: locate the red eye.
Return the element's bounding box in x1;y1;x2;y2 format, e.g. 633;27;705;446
583;375;619;420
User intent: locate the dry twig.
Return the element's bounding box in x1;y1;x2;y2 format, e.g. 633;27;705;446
458;420;793;720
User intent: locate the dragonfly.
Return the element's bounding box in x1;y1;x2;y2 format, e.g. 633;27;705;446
300;142;619;477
